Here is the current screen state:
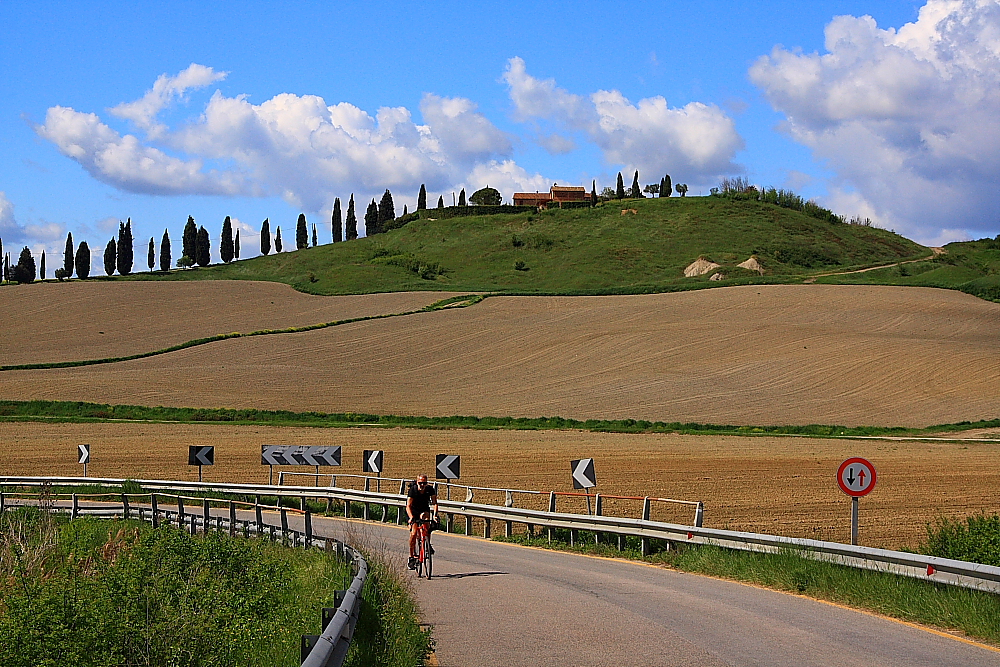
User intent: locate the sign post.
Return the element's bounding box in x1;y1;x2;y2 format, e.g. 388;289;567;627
571;458;597;514
435;454;461;500
837;457;877;545
188;446;215;482
78;444;91;477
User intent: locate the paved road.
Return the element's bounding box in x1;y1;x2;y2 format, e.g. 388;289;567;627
314;516;1000;667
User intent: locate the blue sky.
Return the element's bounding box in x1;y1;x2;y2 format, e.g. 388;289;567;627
3;1;997;270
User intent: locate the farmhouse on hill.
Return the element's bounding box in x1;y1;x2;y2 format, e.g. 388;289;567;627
513;184;593;208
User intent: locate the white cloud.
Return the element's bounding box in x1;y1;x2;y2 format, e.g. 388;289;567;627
110;63;227;138
750;0;1000;243
502;57;745;187
460;160;552;201
537;133;577;155
0;191;67;255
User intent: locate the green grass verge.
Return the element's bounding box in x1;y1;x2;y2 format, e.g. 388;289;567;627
493;533;1000;646
1;399;999;439
0;507;429;667
78;196;925;295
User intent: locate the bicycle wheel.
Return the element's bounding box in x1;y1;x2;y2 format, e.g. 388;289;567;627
416;541;424;577
424;536;433;579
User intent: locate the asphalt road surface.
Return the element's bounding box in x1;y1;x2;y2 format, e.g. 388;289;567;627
314;516;1000;667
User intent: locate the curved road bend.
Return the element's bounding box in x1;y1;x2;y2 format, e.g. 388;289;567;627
313;517;1000;667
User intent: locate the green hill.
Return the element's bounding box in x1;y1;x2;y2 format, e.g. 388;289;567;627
128;196;927;295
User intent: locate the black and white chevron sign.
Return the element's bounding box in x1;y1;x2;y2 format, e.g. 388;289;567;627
260;445;341;466
435;454;460;480
77;444;90;465
363;449;384;474
571;458;596;489
188;446;214;466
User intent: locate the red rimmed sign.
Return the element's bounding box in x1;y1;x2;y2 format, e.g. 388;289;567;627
837;457;876;497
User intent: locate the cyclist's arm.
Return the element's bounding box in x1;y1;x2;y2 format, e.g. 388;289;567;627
430;491;439;517
406;496;415;522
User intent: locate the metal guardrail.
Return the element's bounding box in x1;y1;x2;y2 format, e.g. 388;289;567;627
3;476;999;595
0;484;368;667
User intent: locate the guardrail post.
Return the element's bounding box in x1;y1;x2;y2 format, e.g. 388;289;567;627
505;519;512;538
177;497;185;530
399;480;406;495
151;494;159;528
446;513;453;533
203;499;211;534
548;492;556;543
594;494;603;545
71;493;78;520
381;504;387;522
305;511;313;548
280;508;289;544
0;492;5;515
363;500;370;521
344;499;351;519
641;497;651;556
396;502;403;525
465;514;472;536
570;529;577;546
695;501;704;528
300;497;306;512
229;501;236;537
255;503;263;535
121;494;130;520
484;518;491;539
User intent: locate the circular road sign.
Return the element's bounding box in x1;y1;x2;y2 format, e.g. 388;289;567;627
837;457;877;497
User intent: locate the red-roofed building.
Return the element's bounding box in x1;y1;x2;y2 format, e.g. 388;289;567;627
513;184;593;208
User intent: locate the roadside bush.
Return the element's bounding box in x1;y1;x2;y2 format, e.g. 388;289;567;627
921;513;1000;566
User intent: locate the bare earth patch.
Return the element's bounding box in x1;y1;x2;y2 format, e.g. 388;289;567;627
4;285;1000;427
0;280;452;365
3;421;997;549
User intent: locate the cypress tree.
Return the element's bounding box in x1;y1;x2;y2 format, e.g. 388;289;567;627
616;172;625;199
40;250;46;280
662;174;671;198
437;195;444;209
345;195;358;240
63;232;74;277
296;213;308;250
403;204;408;216
196;226;210;266
147;238;155;271
235;229;240;259
2;253;8;282
260;218;271;255
365;199;379;236
591;180;597;206
117;219;133;274
274;226;283;252
417;184;427;210
159;229;171;271
104;238;116;276
182;216;197;263
0;240;3;281
378;189;395;230
221;216;234;263
312;223;318;247
13;247;36;283
631;171;642;198
76;242;91;279
458;189;467;206
331;198;342;243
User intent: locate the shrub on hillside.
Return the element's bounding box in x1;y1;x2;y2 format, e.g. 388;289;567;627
921;512;1000;566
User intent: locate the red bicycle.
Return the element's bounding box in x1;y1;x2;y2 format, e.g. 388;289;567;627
412;516;436;579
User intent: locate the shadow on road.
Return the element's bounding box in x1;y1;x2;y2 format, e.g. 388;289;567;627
431;570;509;579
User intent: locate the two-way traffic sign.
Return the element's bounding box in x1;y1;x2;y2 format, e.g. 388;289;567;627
435;454;461;480
189;446;215;466
571;458;596;489
363;450;384;474
837;457;877;497
261;446;342;467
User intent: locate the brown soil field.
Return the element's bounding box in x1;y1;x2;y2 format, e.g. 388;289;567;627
0;280;451;366
3;421;997;549
3;285;1000;427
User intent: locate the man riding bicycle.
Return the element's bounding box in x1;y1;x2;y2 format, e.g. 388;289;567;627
407;474;438;570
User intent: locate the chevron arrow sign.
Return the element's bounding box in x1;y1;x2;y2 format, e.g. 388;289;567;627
570;458;596;489
188;446;215;466
435;454;460;480
363;450;384;474
261;445;341;466
78;444;90;465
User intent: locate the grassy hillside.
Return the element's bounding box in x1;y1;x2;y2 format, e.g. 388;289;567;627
124;196;925;295
819;236;1000;302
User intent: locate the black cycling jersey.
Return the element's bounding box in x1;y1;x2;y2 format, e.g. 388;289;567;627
407;482;437;516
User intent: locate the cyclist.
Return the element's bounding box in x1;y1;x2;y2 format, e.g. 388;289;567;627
406;474;438;570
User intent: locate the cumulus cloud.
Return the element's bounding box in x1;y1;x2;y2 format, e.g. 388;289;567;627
502;57;745;186
750;0;1000;242
35;66;534;215
0;191;66;252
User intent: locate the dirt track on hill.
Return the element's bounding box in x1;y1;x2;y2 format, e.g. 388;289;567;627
0;280;450;365
3;284;1000;427
4;421;998;549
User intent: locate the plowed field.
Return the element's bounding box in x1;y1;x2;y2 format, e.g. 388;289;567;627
3;421;997;549
0;280;451;366
4;285;1000;427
